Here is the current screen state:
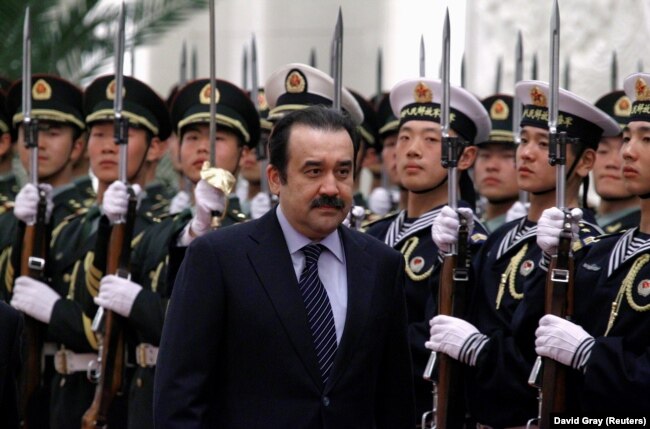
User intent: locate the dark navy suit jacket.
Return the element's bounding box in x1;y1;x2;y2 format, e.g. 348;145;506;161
153;209;415;428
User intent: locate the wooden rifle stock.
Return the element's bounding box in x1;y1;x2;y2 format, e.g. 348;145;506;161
18;190;48;428
538;221;574;428
435;219;470;429
82;193;137;429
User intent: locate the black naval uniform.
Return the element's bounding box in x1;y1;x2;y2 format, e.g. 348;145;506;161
364;202;488;419
125;196;247;429
467;210;602;427
533;228;650;413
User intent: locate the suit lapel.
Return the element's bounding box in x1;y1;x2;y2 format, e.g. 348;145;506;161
246;210;323;389
325;227;373;392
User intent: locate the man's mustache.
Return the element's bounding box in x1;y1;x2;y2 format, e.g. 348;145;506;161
310;195;346;210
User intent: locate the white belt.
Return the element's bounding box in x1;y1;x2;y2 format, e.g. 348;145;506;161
135;343;158;367
54;350;96;375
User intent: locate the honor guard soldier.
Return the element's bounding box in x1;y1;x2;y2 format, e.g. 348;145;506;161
100;78;260;429
13;74;171;429
238;87;272;219
530;72;650;414
593;90;639;233
0;89;17;301
365;77;490;419
4;75;91;428
349;89;381;209
369;92;405;215
475;94;519;232
0;88;18;213
427;80;618;427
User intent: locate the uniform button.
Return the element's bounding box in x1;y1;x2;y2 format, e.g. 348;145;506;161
322;396;330;407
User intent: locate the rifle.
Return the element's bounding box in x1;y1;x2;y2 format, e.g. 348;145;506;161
527;2;577;427
18;8;48;427
82;4;134;427
422;9;471;428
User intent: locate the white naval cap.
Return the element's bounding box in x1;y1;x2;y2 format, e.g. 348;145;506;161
515;80;620;147
623;72;650;123
264;63;364;126
388;78;491;145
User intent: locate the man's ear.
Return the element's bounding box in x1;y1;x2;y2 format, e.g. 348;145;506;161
0;133;12;158
267;164;281;196
146;136;165;162
458;145;477;171
574;147;595;179
69;133;86;164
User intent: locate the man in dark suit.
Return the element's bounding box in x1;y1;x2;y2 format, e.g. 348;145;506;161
0;301;22;429
154;106;415;428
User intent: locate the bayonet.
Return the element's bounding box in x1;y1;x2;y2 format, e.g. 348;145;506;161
242;45;248;91
514;30;528;204
250;34;269;195
191;45;198;80
309;47;317;68
494;56;502;93
611;51;617;91
639;59;644;73
460;52;466;89
376;47;383;102
332;8;343;111
180;41;187;85
420;34;426;77
114;2;128;187
563;56;570;91
22;7;37;186
532;52;538;80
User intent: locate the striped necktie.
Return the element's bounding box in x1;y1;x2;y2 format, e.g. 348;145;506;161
299;243;338;384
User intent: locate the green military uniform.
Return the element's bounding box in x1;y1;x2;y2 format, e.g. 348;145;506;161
2;74;89;428
72;175;96;208
43;74;171;429
139;181;174;219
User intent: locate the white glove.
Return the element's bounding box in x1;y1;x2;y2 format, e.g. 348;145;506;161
368;187;392;215
431;206;475;253
505;201;529;223
250;192;271;219
535;314;594;370
536;207;582;255
102;181;142;224
14;183;53;225
342;205;365;228
94;274;143;318
169;190;191;215
190;179;226;236
10;276;60;324
425;315;488;366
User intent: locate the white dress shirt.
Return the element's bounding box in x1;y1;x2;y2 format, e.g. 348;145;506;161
276;205;348;344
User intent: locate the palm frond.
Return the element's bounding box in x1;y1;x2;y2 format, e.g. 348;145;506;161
0;0;207;84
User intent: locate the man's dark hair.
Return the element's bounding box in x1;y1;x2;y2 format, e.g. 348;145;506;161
268;106;359;184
